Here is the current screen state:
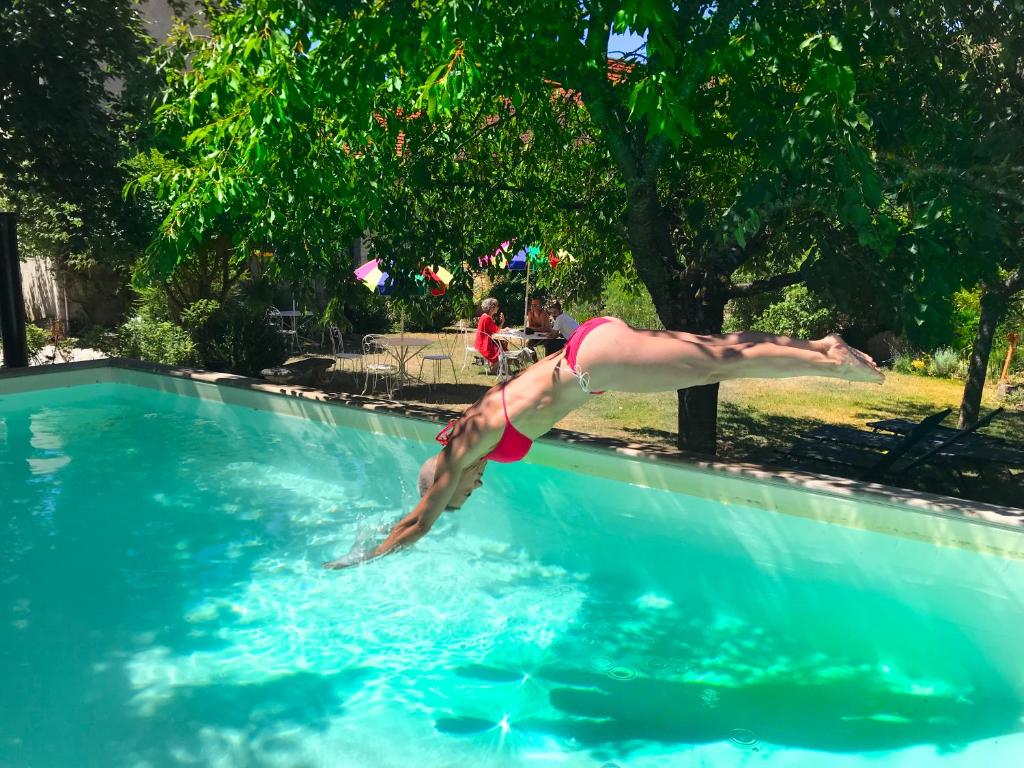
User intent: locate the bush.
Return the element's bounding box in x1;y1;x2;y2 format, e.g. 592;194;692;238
25;324;49;360
345;290;395;335
891;351;926;375
750;284;839;339
199;299;286;377
77;325;120;355
115;315;198;366
393;289;473;332
599;273;662;329
928;347;962;378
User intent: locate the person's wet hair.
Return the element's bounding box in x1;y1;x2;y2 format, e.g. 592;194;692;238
418;456;438;497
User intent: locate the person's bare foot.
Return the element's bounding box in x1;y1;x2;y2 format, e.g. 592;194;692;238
824;335;885;383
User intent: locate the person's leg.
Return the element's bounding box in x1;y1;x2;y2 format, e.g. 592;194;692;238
649;329;829;352
575;323;882;393
545;337;566;354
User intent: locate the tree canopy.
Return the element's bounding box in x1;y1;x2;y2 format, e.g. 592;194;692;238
140;0;1024;448
0;0;157;265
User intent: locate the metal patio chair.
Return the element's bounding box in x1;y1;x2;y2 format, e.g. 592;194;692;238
326;325;363;377
362;334;398;398
459;319;488;370
418;330;459;387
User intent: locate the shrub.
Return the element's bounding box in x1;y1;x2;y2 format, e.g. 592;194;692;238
891;351;921;374
25;324;49;361
599;273;663;329
393;289;473;332
77;326;120;355
115;315;198;366
928;347;962;378
199;299;286;377
346;290;395;335
751;284;839;339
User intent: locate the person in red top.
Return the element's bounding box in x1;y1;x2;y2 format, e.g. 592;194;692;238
325;317;884;569
474;297;506;373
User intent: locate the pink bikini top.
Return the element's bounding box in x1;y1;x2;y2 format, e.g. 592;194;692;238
435;383;533;463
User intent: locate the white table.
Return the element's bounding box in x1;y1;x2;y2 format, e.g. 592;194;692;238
489;329;552;380
492;329;551;346
494;329;557;358
377;335;433;388
276;310;313;332
273;310;315;351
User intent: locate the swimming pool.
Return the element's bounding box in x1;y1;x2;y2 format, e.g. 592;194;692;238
2;363;1023;767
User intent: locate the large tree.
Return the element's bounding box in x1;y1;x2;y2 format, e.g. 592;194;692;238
148;0;904;453
856;2;1024;427
0;0;158;267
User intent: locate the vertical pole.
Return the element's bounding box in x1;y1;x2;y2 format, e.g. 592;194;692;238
1000;332;1019;384
523;257;530;326
0;212;29;368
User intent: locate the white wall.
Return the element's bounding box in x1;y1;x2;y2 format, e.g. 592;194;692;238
20;257;70;325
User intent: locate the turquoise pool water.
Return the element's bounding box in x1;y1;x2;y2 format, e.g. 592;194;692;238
2;381;1023;767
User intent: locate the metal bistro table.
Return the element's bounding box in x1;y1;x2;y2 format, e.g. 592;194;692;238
491;328;552;379
275;309;315;351
377;335;433;389
492;328;551;351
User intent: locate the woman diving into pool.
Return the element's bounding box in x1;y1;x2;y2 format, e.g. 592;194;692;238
323;312;883;569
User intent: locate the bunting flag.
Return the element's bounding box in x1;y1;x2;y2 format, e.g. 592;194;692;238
477;241;572;271
354;258;379;281
509;248;528;271
420;265;454;296
355;258;455;297
479;240;513;268
353;258;392;294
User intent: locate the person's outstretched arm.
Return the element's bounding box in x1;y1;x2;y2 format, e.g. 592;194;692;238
323;421;493;569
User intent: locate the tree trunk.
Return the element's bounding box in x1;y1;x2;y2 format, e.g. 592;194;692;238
959;284;1007;428
959;266;1024;428
624;182;730;455
673;295;728;455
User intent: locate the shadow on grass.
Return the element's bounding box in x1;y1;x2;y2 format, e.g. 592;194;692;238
615;402;1021;507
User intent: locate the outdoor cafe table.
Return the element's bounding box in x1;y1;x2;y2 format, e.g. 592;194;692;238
276;309;313;332
492;328;552;350
377;335;433;388
275;309;315;350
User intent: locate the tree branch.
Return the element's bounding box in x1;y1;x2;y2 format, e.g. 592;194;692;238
726;270;804;299
887;156;1024;209
576;1;641;183
1006;263;1024;295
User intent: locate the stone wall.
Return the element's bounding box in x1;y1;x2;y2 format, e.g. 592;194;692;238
20;257;129;331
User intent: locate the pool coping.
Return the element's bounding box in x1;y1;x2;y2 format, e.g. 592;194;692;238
3;356;1021;535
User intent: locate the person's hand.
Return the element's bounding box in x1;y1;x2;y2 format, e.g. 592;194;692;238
322;557;360;570
498;311;505;326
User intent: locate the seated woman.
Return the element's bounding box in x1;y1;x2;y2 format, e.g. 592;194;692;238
324;318;883;569
473;297;506;374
